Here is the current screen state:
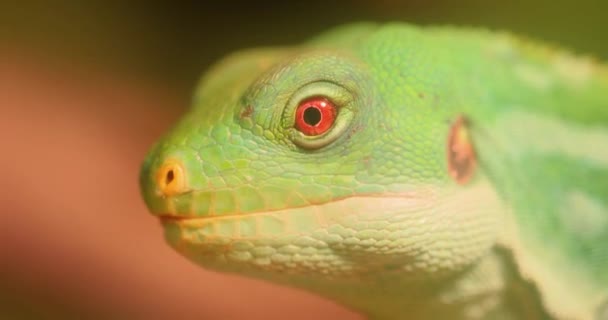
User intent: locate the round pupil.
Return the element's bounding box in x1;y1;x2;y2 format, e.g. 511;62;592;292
303;106;322;126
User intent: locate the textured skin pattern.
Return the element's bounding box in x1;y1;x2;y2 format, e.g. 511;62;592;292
140;23;608;319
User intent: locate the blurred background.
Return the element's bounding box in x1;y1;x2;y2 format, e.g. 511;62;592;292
1;1;606;319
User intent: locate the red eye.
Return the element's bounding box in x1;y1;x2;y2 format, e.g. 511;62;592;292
294;97;337;136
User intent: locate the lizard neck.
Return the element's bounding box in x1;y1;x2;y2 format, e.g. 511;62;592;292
273;247;547;320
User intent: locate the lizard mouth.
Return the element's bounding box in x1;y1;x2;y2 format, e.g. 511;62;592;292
157;213;262;224
156;208;301;227
156;212;265;225
152;187;444;232
153;191;440;241
156;208;293;227
158;214;193;223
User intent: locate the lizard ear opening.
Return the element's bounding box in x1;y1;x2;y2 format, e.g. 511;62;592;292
447;115;476;184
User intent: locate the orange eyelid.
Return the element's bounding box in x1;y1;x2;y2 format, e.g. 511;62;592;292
155;159;187;197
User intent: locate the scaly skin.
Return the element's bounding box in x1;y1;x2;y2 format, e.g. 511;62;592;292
140;23;608;319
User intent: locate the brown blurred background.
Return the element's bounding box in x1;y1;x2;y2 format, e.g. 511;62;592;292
1;1;606;319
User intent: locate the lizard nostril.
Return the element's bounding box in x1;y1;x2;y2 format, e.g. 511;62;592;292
155;159;186;197
165;169;175;185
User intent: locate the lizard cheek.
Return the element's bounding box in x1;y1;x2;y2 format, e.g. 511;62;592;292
155;159;187;197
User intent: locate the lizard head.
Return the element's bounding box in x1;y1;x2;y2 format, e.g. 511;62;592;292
140;24;502;286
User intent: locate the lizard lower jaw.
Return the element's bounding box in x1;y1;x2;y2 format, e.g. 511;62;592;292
159;188;499;282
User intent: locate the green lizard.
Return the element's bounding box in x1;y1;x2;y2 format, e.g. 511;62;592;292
139;23;608;320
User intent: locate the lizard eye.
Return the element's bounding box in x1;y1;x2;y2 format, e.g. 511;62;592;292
282;81;354;150
294;97;337;136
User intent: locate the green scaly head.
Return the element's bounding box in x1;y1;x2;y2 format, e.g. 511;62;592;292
140;24;524;318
